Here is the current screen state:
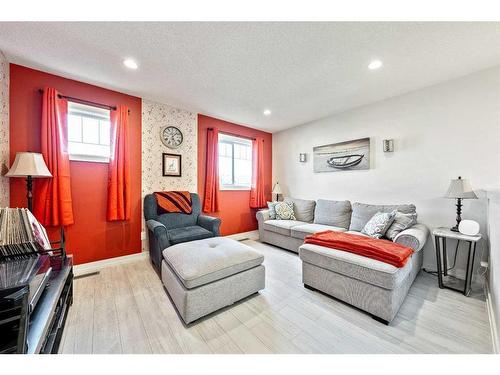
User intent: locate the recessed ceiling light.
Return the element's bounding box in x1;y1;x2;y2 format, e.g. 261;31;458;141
123;58;138;70
368;59;383;70
263;109;272;116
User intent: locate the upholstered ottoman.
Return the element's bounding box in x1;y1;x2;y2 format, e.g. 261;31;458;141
161;237;265;324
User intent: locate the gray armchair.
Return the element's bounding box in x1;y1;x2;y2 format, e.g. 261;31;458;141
144;193;221;272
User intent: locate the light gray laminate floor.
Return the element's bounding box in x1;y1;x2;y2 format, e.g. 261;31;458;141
59;240;494;354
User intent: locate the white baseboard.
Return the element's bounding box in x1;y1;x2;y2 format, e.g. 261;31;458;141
74;231;259;276
225;230;259;241
485;282;499;353
73;251;149;276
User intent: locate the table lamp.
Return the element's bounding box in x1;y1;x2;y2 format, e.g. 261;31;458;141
444;176;477;232
272;182;283;202
6;152;52;212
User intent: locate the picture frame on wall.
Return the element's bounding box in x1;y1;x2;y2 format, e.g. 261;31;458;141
162;153;182;177
313;137;370;173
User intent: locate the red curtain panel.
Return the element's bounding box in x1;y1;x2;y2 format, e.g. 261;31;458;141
34;87;75;226
203;127;220;213
107;105;131;221
250;137;266;208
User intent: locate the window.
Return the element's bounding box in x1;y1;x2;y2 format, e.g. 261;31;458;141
67;102;111;163
218;133;253;190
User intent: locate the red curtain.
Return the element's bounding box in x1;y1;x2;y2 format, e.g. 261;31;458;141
34;87;74;226
107;105;131;221
250;137;266;208
203;127;220;213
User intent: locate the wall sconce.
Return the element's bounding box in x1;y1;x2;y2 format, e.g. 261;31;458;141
383;139;394;153
299;153;307;162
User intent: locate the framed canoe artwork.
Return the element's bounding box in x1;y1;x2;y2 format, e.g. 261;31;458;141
313;137;370;173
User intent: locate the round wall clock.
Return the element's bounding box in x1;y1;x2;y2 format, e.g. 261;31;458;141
160;126;183;149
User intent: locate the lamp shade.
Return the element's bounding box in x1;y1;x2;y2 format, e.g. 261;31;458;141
6;152;52;178
444;176;477;199
272;182;282;195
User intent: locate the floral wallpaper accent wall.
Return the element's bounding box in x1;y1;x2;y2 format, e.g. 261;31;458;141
0;51;9;208
141;99;197;250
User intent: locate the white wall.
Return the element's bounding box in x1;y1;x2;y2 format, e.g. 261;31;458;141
0;51;9;207
487;190;500;351
273;66;500;276
141;99;198;250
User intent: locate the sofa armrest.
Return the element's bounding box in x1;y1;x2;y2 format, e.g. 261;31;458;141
256;209;270;222
394;223;429;252
198;215;221;236
146;219;170;270
146;219;170;248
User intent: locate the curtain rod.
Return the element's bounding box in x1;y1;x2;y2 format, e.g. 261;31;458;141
38;89;118;111
208;128;258;141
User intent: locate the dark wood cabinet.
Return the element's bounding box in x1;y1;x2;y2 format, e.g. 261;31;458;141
0;256;73;354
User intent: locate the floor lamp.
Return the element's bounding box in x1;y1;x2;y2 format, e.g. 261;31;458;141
6;152;52;212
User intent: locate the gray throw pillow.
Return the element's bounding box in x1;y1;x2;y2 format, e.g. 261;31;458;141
385;212;418;240
284;197;315;222
275;201;296;220
349;202;416;232
361;211;397;239
267;201;278;219
313;199;352;229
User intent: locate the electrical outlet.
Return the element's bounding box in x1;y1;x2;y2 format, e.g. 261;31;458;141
480;261;489;268
141;231;146;241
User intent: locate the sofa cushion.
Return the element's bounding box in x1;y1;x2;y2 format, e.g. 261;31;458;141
313;199;352;229
144;193;202;229
299;243;412;290
275;201;296;220
163;237;264;289
349;202;416;232
263;219;307;236
168;225;213;245
291;223;347;240
345;230;370;237
284;197;316;222
385;212;418;241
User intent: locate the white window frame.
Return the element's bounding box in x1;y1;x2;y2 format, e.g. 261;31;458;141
218;133;253;191
67;102;111;163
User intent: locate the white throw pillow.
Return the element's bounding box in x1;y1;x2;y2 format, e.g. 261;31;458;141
361;211;397;239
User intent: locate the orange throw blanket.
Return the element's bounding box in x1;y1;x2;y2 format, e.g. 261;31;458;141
154;191;193;214
304;230;413;268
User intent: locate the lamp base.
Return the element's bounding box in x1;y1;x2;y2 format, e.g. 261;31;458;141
450;198;463;233
26;175;33;212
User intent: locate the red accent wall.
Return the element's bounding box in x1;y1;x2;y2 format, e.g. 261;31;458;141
9;64;142;265
197;114;272;236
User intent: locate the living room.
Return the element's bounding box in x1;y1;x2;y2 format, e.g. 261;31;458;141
0;1;499;373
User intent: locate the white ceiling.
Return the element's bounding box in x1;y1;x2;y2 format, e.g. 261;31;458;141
1;22;499;132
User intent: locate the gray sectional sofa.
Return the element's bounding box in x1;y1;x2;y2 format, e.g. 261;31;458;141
256;198;429;323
